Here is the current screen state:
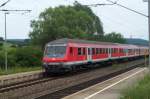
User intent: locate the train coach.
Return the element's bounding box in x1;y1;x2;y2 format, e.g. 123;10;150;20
42;38;149;73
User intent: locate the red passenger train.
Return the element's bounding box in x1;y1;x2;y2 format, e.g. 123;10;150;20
42;38;149;73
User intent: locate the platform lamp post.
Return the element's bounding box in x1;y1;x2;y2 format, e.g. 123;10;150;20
4;12;9;72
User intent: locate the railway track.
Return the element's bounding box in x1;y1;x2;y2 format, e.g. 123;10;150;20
0;58;147;99
0;77;56;93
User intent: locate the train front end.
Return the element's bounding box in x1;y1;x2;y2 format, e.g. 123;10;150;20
43;43;68;73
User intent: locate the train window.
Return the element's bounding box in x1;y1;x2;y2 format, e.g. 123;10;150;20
103;48;105;54
114;48;116;53
120;49;123;53
111;48;113;54
119;49;121;53
83;48;86;55
116;48;118;53
88;48;91;55
45;46;66;58
70;47;73;55
92;48;95;55
98;48;100;54
101;48;103;54
99;48;102;54
96;48;99;54
113;48;115;53
101;49;103;54
78;48;82;55
105;48;108;54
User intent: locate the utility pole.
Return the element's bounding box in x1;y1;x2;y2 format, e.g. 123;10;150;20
0;9;31;72
148;0;150;68
4;12;9;71
143;0;150;68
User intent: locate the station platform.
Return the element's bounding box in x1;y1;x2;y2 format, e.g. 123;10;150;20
0;70;43;86
63;67;149;99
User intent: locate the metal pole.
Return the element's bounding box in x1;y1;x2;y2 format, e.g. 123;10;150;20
148;0;150;68
4;12;8;72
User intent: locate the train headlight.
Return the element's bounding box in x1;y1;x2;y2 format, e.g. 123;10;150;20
43;62;47;65
43;63;48;66
52;58;56;60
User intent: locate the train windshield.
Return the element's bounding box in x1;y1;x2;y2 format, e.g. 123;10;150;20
45;45;66;58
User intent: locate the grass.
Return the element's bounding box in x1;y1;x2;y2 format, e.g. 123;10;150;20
0;66;42;76
121;74;150;99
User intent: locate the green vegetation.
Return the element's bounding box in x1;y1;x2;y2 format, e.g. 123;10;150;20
121;74;150;99
29;2;126;48
0;66;41;75
0;46;43;68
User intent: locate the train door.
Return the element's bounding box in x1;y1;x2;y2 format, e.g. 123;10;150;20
87;48;92;62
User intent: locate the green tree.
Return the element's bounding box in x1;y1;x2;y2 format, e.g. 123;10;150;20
29;4;104;48
74;1;104;35
104;32;126;43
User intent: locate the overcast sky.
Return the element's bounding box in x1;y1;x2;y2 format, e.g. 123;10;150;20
0;0;148;40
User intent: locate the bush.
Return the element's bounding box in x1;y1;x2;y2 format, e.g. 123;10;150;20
0;46;43;68
15;46;43;67
0;51;5;68
121;75;150;99
0;48;17;68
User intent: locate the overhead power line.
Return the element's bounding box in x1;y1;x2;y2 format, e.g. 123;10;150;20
83;0;148;18
0;0;11;8
83;2;116;7
106;0;148;18
0;9;31;12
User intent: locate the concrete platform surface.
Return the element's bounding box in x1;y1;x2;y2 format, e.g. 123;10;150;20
0;70;42;80
0;70;43;86
63;67;149;99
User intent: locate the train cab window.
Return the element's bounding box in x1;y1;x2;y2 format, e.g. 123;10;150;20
78;48;82;55
83;48;86;55
45;45;66;58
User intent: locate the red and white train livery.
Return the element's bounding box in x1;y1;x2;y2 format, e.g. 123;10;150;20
43;38;149;73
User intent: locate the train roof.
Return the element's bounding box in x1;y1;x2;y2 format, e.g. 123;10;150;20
47;38;148;48
48;38;118;45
